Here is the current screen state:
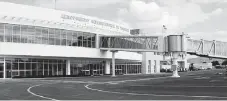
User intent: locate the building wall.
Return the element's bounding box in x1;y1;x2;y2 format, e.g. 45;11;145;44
0;2;170;78
142;52;162;74
0;42;142;61
0;2;130;36
0;2;143;62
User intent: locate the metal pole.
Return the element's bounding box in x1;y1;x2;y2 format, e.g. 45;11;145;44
162;25;167;61
112;51;116;77
3;57;6;79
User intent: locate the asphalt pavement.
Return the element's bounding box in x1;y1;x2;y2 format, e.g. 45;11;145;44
0;69;226;100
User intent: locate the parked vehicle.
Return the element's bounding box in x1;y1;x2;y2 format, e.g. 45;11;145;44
215;65;225;69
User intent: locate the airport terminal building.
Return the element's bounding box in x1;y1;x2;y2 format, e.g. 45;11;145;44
0;2;162;78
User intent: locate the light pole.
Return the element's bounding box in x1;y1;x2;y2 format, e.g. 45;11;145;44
162;25;167;37
162;25;167;61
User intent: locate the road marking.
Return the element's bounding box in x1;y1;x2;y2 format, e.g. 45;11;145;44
209;80;222;82
27;83;59;101
84;76;227;99
108;82;119;85
22;76;171;85
106;76;170;84
194;77;210;79
85;84;227;99
129;85;227;88
26;76;170;100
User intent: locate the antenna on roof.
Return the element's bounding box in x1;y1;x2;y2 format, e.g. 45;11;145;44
162;25;167;37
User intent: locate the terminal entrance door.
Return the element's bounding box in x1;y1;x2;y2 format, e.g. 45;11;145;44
115;65;123;75
5;62;12;78
0;62;3;78
0;62;13;78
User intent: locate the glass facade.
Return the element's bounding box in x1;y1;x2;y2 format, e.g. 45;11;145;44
100;37;144;49
111;62;142;75
100;37;159;50
0;23;143;78
0;58;66;78
70;60;105;76
0;57;142;78
0;23;96;48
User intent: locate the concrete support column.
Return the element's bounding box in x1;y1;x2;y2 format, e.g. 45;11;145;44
95;34;99;48
3;57;6;79
182;54;188;71
66;60;71;75
141;52;147;74
155;60;160;73
171;52;180;77
105;60;111;75
111;50;117;77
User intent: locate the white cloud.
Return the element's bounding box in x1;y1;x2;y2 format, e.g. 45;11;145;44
117;0;223;35
0;0;226;42
34;0;125;10
190;0;226;4
210;8;223;16
188;30;227;42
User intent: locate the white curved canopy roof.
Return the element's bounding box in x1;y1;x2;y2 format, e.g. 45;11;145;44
0;2;131;35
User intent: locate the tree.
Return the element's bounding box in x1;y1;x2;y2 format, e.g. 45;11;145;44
211;61;220;66
222;60;227;65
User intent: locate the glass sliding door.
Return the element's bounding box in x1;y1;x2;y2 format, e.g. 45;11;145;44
32;62;37;76
12;62;19;77
0;63;3;78
6;61;12;78
48;63;53;76
52;64;57;76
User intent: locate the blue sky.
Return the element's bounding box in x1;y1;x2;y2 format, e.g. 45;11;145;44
1;0;227;42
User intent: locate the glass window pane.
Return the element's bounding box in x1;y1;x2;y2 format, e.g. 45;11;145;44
27;26;35;35
49;63;52;76
21;25;29;43
53;64;57;76
35;27;42;44
92;41;95;48
87;34;92;48
41;28;48;44
61;30;67;46
44;63;48;76
61;30;67;39
27;35;34;43
49;28;55;45
27;26;35;43
67;31;72;46
5;24;12;42
26;62;32;76
12;35;20;43
91;33;96;41
61;39;66;46
32;63;37;76
12;25;20;35
0;23;4;42
55;29;61;45
37;63;43;76
19;62;25;77
77;32;83;47
72;31;78;46
83;32;88;47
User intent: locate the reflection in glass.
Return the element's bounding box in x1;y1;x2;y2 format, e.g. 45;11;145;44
0;23;4;42
0;23;97;48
